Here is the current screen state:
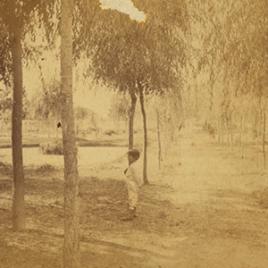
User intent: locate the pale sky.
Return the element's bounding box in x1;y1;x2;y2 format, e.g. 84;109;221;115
100;0;146;22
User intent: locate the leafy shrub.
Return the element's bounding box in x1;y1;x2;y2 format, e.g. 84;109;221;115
36;164;57;173
40;139;63;155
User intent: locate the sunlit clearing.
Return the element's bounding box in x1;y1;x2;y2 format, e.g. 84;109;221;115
100;0;146;22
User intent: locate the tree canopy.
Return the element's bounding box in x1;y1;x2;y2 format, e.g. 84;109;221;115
74;0;188;96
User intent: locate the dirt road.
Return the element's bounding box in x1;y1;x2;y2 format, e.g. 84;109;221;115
1;128;268;267
154;130;268;268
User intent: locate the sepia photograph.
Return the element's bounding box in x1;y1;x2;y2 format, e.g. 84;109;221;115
0;0;268;267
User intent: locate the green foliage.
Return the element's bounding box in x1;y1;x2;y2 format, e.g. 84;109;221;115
74;0;188;96
184;0;268;144
40;139;63;155
0;0;58;86
109;93;130;122
0;87;12;113
0;86;28;120
190;0;268;98
33;80;61;120
75;106;89;121
0;26;12;85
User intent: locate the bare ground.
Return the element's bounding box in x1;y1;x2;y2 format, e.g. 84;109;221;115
1;129;268;268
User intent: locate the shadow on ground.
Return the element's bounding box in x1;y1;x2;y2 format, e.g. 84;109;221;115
0;166;182;268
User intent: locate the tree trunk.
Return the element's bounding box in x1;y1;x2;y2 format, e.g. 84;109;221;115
176;88;185;135
156;109;162;169
139;87;149;184
217;116;223;144
240;114;245;159
10;19;25;231
194;84;198;117
60;0;80;267
263;109;266;169
229;114;234;148
128;90;137;150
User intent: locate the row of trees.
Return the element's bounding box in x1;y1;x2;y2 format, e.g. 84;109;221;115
2;0;267;267
0;1;79;267
0;0;56;230
0;1;188;267
75;0;188;181
183;0;268;166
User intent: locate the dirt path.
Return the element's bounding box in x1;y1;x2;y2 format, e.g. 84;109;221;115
1;128;268;267
149;129;268;268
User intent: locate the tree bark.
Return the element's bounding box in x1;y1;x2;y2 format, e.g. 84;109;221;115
10;18;25;231
240;114;245;159
229;113;234;148
176;88;185;133
217;116;223;144
156;109;162;169
60;0;80;267
128;90;137;150
139;87;149;184
263;109;266;169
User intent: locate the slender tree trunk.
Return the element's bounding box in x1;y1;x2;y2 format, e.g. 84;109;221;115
156;109;162;169
226;113;232;147
240;114;245;159
263;109;266;169
194;83;198;117
76;123;79;137
139;87;149;184
60;0;80;267
208;74;214;128
10;20;25;231
217;117;221;144
229;114;234;148
128;90;137;150
217;116;223;144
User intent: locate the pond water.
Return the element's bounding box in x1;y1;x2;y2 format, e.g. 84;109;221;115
0;146;128;170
